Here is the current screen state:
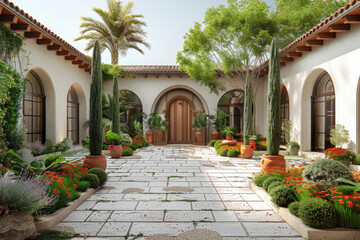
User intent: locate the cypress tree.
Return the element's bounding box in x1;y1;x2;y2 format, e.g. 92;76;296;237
89;40;103;155
267;39;281;156
243;70;253;145
112;76;120;144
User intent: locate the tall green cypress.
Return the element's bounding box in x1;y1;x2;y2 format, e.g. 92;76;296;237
243;70;253;145
267;39;281;156
89;40;103;155
112;76;120;144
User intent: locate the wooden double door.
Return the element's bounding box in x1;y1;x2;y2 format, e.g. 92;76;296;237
167;97;195;144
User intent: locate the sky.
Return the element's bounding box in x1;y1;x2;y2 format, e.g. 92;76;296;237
13;0;275;65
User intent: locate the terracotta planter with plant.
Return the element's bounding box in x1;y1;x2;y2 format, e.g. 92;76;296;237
144;113;160;144
261;39;286;172
153;114;168;145
193;113;207;145
84;40;107;170
240;70;255;159
222;127;235;140
209;108;229;140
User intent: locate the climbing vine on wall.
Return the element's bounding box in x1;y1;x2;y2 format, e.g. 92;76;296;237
0;23;23;63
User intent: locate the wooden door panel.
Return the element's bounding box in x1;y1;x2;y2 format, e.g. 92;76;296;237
169;99;192;144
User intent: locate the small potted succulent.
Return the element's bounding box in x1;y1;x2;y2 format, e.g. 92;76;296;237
209;108;229;140
193;113;207;145
222;127;235;140
288;141;300;156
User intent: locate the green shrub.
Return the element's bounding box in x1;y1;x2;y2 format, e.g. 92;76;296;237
0;127;8;163
76;181;90;192
122;148;133;156
82;174;100;188
353;154;360;165
289;201;301;217
254;173;271;187
88;168;107;186
142;141;149;147
298;198;338;229
216;148;228;156
303;158;353;186
269;185;295;207
131;142;141;149
335;185;359;195
45;155;62;168
209;140;217;147
214;140;223;150
227;149;238;157
262;177;283;192
267;181;285;193
30;160;43;169
44;139;53;150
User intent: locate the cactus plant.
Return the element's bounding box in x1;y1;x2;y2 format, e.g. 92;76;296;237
267;39;281;156
243;70;253;145
89;40;103;156
111;76;120;144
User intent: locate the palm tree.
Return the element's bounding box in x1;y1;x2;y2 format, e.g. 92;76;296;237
75;0;150;64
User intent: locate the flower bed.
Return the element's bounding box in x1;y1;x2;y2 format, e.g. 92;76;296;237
250;158;360;237
209;139;268;157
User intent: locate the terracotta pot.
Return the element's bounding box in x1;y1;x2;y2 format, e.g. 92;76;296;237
195;131;203;144
261;154;286;172
154;130;167;145
249;139;256;146
211;131;220;140
241;145;254;159
83;154;107;170
110;145;122;158
226;135;233;140
145;131;154;144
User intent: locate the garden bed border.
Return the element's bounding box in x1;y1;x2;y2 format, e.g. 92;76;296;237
35;187;98;232
246;180;360;240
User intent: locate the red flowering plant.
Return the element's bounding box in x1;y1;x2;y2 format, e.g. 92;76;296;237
325;147;355;166
256;140;267;150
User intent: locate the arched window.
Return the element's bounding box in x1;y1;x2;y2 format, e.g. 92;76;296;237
23;70;46;143
67;86;79;145
281;86;290;144
119;90;143;132
217;90;244;133
312;72;335;151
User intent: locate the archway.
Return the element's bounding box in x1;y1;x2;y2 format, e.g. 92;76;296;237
217;89;244;133
152;86;207;144
67;86;80;145
119;90;143;132
281;86;290;144
311;72;335;151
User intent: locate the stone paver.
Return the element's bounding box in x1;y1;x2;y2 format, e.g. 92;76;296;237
57;145;302;239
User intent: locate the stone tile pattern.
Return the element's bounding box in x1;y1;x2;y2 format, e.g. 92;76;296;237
57;145;302;239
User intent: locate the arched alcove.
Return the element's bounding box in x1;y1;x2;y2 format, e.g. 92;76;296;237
217;89;244;133
119;89;143;131
280;85;290;144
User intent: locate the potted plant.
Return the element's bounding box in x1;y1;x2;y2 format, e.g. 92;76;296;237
241;70;255;159
209;109;229;140
106;130;122;158
84;40;107;170
288;141;300;156
153;114;168;145
193;113;207;145
222;127;235;140
261;39;286;171
143;113;158;144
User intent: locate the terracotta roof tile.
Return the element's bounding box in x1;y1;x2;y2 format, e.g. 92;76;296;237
120;65;183;73
2;0;90;64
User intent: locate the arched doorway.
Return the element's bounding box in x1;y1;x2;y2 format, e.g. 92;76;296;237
311;72;335;151
23;70;45;143
119;90;143;132
281;86;290;144
67;86;80;145
217;90;244;133
167;96;194;144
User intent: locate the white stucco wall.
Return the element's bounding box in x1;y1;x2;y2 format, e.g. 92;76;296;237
16;39;90;143
279;23;360;151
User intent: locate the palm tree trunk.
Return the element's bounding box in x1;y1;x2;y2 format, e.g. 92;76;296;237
111;51;119;65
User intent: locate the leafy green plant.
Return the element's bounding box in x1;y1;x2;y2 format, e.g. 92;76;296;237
82;174;100;188
133;120;143;136
330;124;350;148
209;108;229;133
0;171;55;215
243;70;253;145
269;185;296;207
44;139;53;151
193;113;207;131
0;127;8;164
208;140;217;147
298;198;338;229
119;132;132;146
227;149;238;157
214;140;223;150
254;173;271;187
7;121;27;151
89;40;103;155
122;147;133;156
288;141;299;148
267;39;281;156
45;155;63;168
106;130;120;142
262;176;283;192
76;181;90;192
222;127;235;137
267;181;284;193
353;154;360;165
216;149;228;156
88;168;108;186
288;201;301;217
303;158;353;186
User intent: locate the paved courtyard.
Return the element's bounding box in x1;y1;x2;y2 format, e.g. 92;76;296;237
57;145;303;239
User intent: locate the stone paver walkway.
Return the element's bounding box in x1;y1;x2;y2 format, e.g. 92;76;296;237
57;145;303;240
